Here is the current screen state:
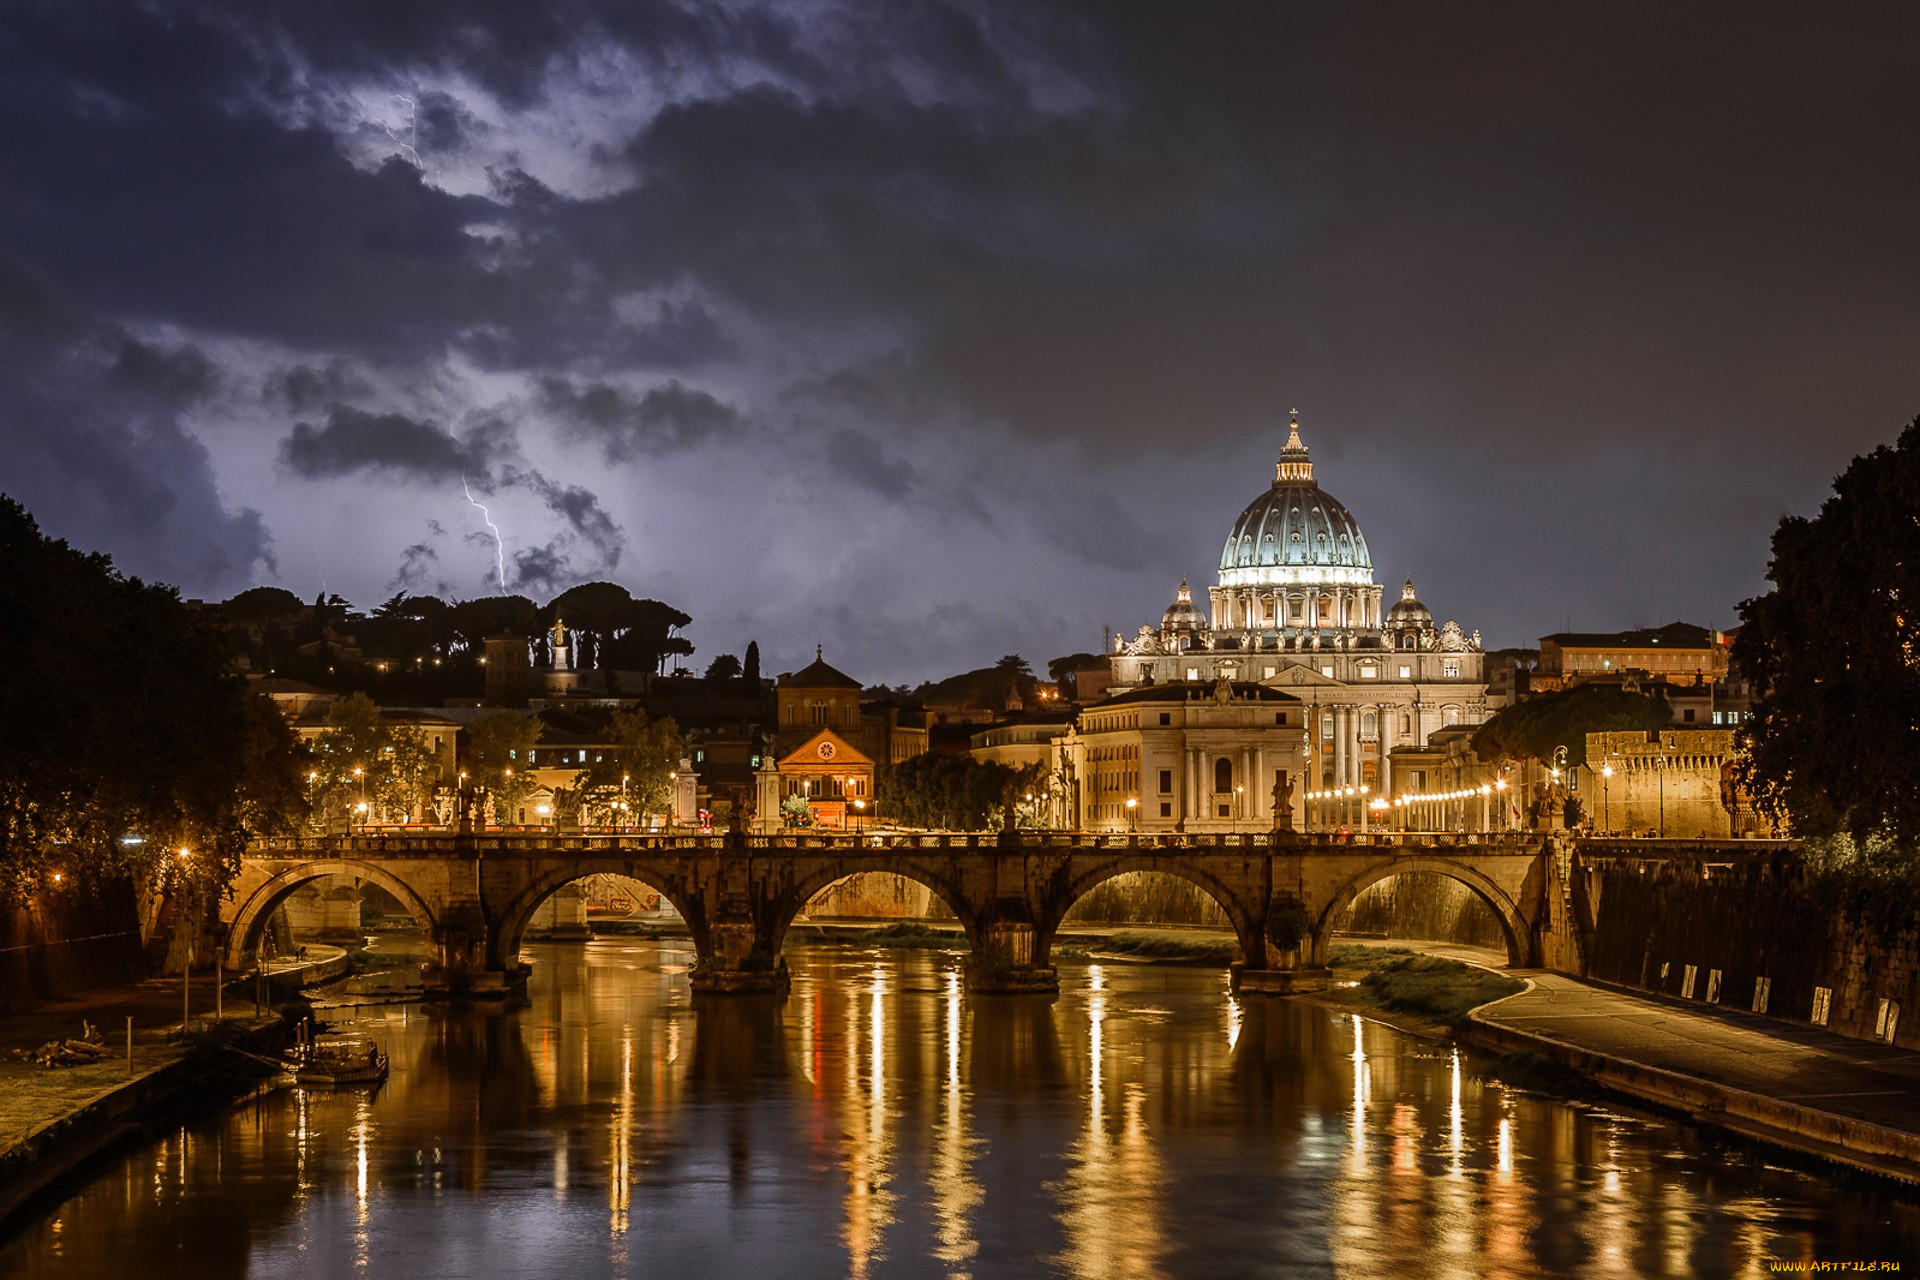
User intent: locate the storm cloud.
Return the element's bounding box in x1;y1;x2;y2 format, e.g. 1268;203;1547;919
2;2;1917;682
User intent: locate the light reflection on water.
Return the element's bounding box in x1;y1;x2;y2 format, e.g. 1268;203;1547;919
4;939;1919;1279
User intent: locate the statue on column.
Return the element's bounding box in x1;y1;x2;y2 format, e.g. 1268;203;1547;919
549;617;572;671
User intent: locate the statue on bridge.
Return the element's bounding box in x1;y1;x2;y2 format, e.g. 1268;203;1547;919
1271;772;1295;833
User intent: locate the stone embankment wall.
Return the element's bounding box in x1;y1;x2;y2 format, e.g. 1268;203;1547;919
1338;871;1507;950
0;882;148;1010
1577;849;1920;1049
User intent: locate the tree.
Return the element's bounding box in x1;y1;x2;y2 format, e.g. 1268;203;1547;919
743;640;761;688
1471;683;1670;768
1736;415;1920;845
878;753;1043;829
465;711;543;824
576;708;682;826
705;652;742;682
0;497;307;904
310;693;436;824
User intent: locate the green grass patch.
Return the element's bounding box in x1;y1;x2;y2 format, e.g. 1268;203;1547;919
787;921;968;951
1325;943;1417;971
1351;953;1524;1026
1087;932;1238;965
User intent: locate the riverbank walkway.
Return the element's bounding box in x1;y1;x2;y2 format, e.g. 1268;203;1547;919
1422;943;1920;1181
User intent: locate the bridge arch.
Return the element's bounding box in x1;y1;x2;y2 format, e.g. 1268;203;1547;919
1045;858;1262;969
226;859;439;966
493;861;706;967
1311;856;1530;968
770;861;981;957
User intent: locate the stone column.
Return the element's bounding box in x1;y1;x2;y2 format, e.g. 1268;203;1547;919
968;917;1057;994
690;917;790;995
1332;705;1348;790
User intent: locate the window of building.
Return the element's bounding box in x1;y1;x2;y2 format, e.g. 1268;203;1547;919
1159;769;1173;794
1398;664;1412;679
1359;663;1376;679
1682;708;1696;723
1264;665;1276;678
1320;665;1334;678
1214;758;1233;793
1159;713;1171;726
1442;660;1460;678
1275;713;1286;725
1401;713;1412;735
1186;667;1199;681
1443;707;1461;726
1362;711;1377;739
1289;597;1303;620
1262;598;1275;623
1159;802;1172;818
1401;634;1414;650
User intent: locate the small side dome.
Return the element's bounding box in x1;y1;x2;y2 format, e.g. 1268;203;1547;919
1386;576;1432;627
1161;579;1204;632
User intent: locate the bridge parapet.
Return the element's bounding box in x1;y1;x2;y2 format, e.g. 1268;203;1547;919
248;828;1558;859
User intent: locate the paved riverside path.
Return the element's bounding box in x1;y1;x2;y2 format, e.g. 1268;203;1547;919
1376;940;1920;1178
1476;968;1920;1132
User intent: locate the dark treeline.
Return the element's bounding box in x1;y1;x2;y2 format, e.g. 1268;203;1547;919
217;580;697;702
0;497;309;904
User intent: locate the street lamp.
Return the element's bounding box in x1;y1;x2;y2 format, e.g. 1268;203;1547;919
1125;796;1138;833
854;797;866;834
1601;762;1614;833
1656;754;1666;838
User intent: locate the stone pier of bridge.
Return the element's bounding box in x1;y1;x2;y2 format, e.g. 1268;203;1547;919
222;830;1572;998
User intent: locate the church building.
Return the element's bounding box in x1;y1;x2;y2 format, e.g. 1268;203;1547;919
1064;412;1489;831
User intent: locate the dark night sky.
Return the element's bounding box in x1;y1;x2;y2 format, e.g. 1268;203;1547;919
2;2;1916;684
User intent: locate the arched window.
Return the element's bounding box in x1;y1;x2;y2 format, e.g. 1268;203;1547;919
1214;757;1234;794
1362;711;1377;739
1443;706;1461;727
1401;634;1415;650
1401;713;1412;735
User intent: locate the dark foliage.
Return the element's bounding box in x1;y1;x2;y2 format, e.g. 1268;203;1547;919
877;752;1043;830
1471;683;1670;767
0;496;309;902
1736;415;1920;845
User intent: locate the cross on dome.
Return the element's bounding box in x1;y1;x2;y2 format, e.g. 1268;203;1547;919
1275;409;1314;483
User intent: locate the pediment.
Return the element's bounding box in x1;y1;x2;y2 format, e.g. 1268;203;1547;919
1260;661;1348;690
777;728;873;769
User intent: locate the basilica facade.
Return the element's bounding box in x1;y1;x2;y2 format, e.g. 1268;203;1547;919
1065;413;1488;831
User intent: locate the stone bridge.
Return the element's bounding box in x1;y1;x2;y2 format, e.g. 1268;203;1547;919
223;830;1568;997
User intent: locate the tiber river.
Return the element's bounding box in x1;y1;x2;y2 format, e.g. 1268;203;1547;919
5;939;1919;1279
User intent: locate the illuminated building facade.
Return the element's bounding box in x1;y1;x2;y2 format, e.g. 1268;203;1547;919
1087;412;1489;824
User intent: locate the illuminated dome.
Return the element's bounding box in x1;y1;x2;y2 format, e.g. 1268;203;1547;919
1386;577;1431;627
1217;412;1372;589
1161;579;1203;632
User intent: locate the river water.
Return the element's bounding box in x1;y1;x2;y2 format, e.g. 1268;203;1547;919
4;940;1917;1278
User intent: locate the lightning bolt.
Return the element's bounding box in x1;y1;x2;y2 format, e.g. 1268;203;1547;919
464;478;508;592
384;94;423;170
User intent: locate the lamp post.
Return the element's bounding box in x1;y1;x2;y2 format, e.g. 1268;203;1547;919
1235;783;1244;827
1125;796;1138;834
176;848;192;1032
1601;763;1614;834
353;766;365;826
1657;754;1666;838
854;798;866;834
